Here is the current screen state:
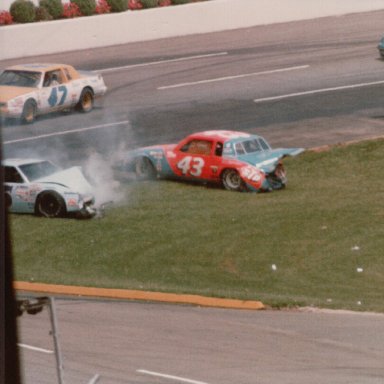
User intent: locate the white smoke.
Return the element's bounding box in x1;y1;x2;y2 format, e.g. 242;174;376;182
82;151;124;208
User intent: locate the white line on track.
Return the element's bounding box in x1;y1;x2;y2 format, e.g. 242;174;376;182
98;52;228;73
253;80;384;103
3;120;130;145
18;343;54;354
157;65;309;90
137;369;210;384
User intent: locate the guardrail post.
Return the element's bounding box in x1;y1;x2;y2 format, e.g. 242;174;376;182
48;297;65;384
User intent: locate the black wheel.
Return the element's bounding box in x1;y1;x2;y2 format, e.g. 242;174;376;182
221;169;245;191
135;157;157;180
76;88;94;113
36;191;66;218
21;99;37;124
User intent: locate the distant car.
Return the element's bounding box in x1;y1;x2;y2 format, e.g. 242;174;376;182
0;63;107;123
4;158;96;218
115;130;304;192
378;36;384;58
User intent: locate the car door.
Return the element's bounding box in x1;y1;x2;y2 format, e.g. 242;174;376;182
167;139;223;182
4;166;34;213
39;69;74;113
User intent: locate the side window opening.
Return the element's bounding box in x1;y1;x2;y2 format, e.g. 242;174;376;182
180;140;213;155
5;167;23;183
215;142;223;156
43;70;63;87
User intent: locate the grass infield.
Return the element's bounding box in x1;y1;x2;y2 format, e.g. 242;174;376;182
10;138;384;312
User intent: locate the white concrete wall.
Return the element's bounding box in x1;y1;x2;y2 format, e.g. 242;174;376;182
1;0;384;60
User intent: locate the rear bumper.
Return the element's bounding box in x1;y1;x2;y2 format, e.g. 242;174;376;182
0;104;22;119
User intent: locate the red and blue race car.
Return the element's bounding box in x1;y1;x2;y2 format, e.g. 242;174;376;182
116;130;304;192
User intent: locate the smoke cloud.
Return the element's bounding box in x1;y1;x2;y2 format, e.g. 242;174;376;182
82;151;125;208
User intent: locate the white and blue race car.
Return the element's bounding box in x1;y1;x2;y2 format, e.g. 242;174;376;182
4;158;96;218
115;130;304;192
0;63;107;124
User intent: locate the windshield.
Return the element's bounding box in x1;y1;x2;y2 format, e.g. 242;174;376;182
235;138;271;155
0;70;41;88
19;161;60;181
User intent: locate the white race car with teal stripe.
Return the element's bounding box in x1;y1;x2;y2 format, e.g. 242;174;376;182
4;158;96;218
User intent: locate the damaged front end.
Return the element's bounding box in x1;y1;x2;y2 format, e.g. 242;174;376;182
76;194;97;219
265;163;287;191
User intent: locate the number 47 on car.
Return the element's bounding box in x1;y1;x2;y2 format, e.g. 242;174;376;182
0;63;107;124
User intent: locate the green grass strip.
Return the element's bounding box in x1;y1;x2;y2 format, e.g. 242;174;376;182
11;138;384;312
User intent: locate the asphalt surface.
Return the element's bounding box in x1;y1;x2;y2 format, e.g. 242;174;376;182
17;299;384;384
2;11;384;163
4;10;384;384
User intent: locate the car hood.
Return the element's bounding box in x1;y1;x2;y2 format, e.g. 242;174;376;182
0;85;34;102
236;148;304;171
36;167;93;195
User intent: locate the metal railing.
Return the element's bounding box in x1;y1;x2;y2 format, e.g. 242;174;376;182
17;296;100;384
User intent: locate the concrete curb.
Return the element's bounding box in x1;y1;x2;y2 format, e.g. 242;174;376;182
1;0;384;60
14;281;265;310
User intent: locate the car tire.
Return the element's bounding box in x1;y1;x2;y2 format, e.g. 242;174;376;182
36;191;66;218
221;169;245;191
21;99;37;124
135;157;157;180
76;88;94;113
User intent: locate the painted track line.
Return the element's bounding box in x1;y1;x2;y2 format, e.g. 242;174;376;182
254;80;384;103
99;52;228;73
18;343;54;354
158;65;309;90
14;281;265;310
3;120;129;145
138;369;210;384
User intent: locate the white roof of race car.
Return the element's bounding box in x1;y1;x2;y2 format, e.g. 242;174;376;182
5;63;73;72
2;158;49;167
